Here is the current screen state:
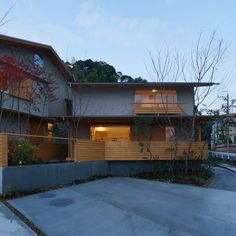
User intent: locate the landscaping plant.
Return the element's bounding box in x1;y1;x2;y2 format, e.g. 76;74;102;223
9;138;40;165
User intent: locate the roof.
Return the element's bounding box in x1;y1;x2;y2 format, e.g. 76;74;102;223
0;34;74;81
70;82;219;88
50;115;214;123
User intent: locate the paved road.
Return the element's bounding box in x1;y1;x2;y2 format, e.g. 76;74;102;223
0;202;36;236
8;177;236;236
208;167;236;192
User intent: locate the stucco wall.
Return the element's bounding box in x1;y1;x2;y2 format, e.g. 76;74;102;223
73;86;194;117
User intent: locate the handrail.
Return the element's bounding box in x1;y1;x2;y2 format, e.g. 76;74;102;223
132;102;185;105
2;132;77;141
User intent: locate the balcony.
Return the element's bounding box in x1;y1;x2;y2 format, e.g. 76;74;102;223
133;102;184;115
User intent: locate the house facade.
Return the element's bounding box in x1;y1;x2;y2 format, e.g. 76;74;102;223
0;35;213;162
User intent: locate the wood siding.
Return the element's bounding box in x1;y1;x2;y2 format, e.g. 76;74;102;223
0;133;8;166
133;104;183;115
10;78;34;100
74;140;105;162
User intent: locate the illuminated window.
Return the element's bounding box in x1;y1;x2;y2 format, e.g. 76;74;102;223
135;90;177;108
48;123;53;141
91;126;130;141
165;127;175;141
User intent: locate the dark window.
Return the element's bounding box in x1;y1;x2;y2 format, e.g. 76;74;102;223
34;53;44;68
65;99;73;116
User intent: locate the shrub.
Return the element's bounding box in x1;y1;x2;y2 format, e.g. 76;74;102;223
9;139;40;166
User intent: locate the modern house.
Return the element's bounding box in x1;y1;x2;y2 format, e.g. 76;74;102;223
0;34;214;165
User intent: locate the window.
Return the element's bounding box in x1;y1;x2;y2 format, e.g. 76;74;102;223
165;126;175;141
135;90;177;108
34;53;44;68
65;99;73;116
48;123;53;142
91;126;130;141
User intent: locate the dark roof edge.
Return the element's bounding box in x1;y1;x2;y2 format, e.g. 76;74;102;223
69;82;219;87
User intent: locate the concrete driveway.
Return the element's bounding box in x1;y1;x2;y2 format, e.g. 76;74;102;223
0;202;36;236
8;177;236;236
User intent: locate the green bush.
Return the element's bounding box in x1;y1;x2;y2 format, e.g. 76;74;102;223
9;139;40;166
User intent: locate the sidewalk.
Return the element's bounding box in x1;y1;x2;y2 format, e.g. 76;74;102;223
0;202;36;236
218;163;236;173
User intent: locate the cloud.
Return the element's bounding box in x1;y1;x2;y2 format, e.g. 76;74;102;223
75;1;163;48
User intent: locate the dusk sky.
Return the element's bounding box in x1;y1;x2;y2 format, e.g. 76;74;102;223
1;0;236;107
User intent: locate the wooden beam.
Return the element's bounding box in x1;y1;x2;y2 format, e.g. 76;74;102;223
0;133;8;166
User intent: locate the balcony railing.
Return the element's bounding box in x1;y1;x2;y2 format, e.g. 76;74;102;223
133;103;184;115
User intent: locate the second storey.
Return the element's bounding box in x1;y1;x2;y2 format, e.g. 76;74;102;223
70;82;214;117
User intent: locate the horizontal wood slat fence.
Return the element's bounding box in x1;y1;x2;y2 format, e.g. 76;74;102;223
74;140;208;162
0;133;208;166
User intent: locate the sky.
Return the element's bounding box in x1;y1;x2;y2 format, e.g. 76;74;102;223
1;0;236;109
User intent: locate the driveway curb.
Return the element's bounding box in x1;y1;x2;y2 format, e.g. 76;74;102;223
1;200;46;236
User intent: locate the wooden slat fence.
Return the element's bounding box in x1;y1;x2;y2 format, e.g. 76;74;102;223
73;140;208;162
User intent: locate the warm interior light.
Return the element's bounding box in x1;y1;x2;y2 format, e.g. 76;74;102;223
152;89;157;92
95;126;107;132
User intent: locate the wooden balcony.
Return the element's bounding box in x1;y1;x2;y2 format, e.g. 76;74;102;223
133;103;184;115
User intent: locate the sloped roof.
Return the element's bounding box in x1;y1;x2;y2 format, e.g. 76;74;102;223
0;34;74;81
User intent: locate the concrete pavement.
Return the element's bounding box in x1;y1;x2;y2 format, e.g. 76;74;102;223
208;166;236;192
8;177;236;236
0;202;36;236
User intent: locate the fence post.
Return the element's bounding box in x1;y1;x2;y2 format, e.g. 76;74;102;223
0;133;8;166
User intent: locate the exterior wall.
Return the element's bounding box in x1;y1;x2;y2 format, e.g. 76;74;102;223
72;86;194;117
0;112;29;133
72;87;134;117
75;122;192;141
0;43;72;117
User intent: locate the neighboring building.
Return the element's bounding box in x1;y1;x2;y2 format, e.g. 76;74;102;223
0;35;215;161
0;34;74;135
212;114;236;153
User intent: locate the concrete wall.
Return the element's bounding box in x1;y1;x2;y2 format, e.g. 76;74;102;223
0;43;72;117
0;161;109;195
72;86;194;117
0;160;173;195
0;159;195;195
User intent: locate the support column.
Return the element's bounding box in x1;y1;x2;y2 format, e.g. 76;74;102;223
198;124;202;142
0;133;8;166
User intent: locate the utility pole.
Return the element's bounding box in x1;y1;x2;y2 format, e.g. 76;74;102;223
218;91;230;159
226;92;230;160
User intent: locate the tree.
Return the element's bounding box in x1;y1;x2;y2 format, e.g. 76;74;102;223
147;31;226;174
66;59;147;83
0;54;58;134
0;56;30;132
0;3;15;27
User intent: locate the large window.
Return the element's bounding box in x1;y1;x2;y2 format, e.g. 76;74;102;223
91;126;130;141
135;90;177;108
